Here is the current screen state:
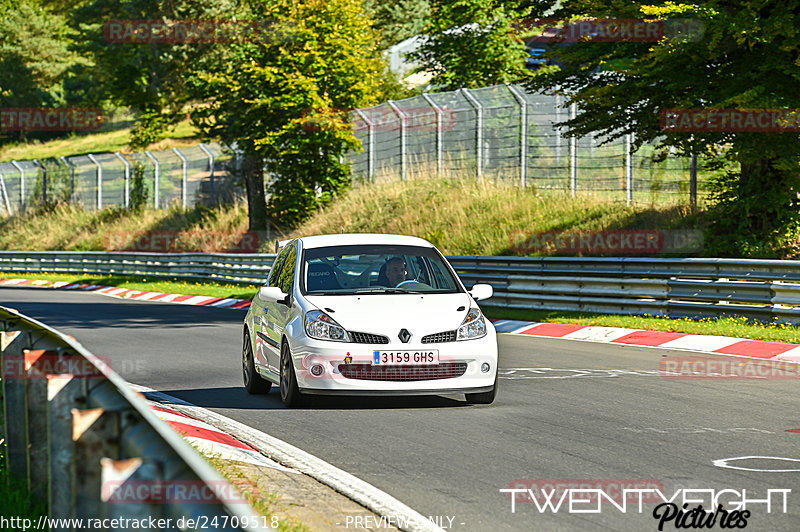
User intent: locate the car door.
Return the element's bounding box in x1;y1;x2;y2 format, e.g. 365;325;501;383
261;243;297;374
253;246;289;379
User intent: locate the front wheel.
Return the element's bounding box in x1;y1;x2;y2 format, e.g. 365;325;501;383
243;330;271;394
280;342;306;407
465;372;497;405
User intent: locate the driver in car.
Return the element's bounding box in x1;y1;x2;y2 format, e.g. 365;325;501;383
383;257;408;287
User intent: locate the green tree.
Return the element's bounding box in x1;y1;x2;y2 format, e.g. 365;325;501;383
410;0;546;90
0;0;87;143
364;0;431;47
528;1;800;257
71;0;240;149
190;0;385;230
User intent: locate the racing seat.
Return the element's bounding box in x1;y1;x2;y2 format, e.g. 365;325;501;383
307;263;342;291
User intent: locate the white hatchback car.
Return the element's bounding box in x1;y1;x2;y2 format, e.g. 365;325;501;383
242;234;498;407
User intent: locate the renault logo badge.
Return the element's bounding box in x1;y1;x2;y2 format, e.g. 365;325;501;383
398;329;412;343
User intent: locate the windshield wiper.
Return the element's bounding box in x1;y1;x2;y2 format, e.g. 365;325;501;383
353;288;423;294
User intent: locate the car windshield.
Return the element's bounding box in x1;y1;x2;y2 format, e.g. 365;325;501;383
301;244;462;295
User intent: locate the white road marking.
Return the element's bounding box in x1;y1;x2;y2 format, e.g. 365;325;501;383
712;456;800;472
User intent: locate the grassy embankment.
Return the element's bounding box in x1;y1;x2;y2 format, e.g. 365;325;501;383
3;178;800;343
0;116;200;162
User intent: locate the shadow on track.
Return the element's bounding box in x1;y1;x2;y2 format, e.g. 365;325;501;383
156;386;469;410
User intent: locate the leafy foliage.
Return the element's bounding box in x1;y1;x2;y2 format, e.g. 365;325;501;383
190;0;385;228
0;0;87;143
364;0;432;47
527;0;800;257
411;0;548;90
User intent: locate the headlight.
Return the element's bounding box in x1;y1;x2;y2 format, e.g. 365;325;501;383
304;310;349;342
457;307;487;340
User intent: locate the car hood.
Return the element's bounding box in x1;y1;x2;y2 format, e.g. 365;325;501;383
304;292;474;336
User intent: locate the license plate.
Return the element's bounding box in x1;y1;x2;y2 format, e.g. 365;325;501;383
373;350;439;365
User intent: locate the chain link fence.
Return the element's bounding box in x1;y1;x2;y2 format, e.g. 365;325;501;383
348;84;708;204
0;142;241;216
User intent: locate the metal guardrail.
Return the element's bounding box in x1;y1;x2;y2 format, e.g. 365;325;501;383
448;256;800;323
1;306;267;530
0;251;276;284
2;252;800;322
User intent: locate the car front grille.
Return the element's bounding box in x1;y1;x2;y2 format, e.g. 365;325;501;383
349;331;389;344
421;330;457;343
337;362;468;381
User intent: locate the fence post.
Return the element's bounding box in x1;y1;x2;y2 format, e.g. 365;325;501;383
115;153;130;208
198;143;215;204
626;133;634;206
87;154;102;210
10;160;25;212
145;151;160;208
33;160;47;205
172;148;188;208
690;152;698;209
0;169;11;214
60;156;75;203
507;85;528;188
353;110;374;181
387;101;407;181
421;94;444;177
569;103;577;197
461;88;483;181
555;95;562;163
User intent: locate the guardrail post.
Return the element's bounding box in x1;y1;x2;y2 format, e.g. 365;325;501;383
101;457;163;522
11;160;26;212
48;372;86;521
25;349;53;499
421;94;444;177
115;153;131;209
87;154;103;210
626;133;634;205
507;85;528;188
569;103;577;197
60;156;76;203
2;327;29;481
145;151;160;208
33;160;47;205
173;148;188;208
353;110;375;181
72;408;120;519
198;143;215;204
387;101;407;181
461;88;483;181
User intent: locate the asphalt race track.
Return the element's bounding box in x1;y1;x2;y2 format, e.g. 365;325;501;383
3;287;800;531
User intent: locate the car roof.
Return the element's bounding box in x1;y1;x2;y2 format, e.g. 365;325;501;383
292;233;435;250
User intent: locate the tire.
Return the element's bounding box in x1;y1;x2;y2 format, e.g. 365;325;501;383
280;342;306;407
242;330;271;394
465;372;497;405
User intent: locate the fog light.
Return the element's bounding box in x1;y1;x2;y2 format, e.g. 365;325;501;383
310;364;324;376
481;363;490;373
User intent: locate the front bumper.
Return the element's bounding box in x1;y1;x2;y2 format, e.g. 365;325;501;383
289;329;498;394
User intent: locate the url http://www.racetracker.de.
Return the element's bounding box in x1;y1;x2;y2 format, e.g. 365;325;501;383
2;515;281;530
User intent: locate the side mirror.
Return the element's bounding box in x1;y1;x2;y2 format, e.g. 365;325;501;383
469;283;493;302
259;286;289;304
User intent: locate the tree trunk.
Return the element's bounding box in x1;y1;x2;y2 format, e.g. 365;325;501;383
241;153;268;232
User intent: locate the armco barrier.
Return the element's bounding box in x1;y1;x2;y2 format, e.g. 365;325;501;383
2;252;800;322
1;306;267;530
